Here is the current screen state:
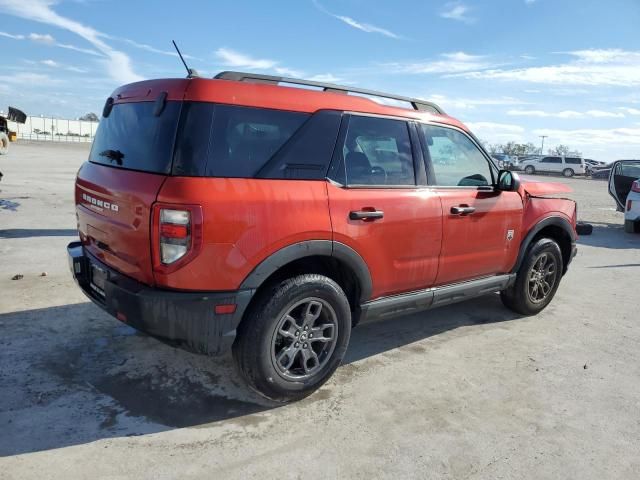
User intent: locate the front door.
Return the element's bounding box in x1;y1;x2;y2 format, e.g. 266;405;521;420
327;114;443;300
418;123;523;285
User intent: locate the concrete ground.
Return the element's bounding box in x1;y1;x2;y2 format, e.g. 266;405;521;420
1;142;639;480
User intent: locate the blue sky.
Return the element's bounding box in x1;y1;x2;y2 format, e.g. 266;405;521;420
0;0;639;160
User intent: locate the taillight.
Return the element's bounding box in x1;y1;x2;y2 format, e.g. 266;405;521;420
152;203;203;273
632;180;640;193
159;209;190;264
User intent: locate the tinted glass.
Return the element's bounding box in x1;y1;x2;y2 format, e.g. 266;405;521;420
542;157;562;163
172;102;214;176
89;101;180;174
420;124;493;187
206;105;309;177
565;157;582;164
343;115;415;186
258;110;342;179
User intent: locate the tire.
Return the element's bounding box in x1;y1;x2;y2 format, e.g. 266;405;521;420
624;220;638;233
563;168;574;177
233;274;352;402
524;165;535;175
501;238;563;315
0;132;8;155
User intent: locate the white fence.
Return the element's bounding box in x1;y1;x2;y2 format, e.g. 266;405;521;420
7;116;99;143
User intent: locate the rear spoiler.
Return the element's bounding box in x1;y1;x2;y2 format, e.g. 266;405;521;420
7;107;27;124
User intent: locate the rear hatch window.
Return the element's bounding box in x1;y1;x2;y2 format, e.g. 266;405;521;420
89;101;181;174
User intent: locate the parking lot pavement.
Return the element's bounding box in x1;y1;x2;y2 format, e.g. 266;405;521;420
1;142;639;479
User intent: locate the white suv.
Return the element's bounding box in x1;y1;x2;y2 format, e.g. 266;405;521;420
521;156;586;177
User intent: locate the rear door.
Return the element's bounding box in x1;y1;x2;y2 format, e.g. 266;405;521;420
327;114;443;299
76;93;184;285
539;156;562;173
418;123;523;286
609;160;640;210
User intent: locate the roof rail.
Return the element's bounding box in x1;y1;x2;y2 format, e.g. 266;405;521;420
214;71;444;114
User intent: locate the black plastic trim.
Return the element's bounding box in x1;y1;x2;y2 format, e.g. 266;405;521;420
359;274;516;323
511;216;577;274
239;240;373;303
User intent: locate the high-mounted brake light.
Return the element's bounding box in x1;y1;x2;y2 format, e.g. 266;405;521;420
152;204;203;273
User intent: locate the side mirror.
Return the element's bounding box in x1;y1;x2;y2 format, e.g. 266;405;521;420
497;169;521;192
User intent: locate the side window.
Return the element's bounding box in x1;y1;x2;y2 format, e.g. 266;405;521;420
565;158;582;165
420;124;493;187
205;105;309;177
343;115;415;186
542;157;562;163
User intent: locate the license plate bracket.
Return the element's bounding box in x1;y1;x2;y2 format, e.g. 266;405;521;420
90;263;107;297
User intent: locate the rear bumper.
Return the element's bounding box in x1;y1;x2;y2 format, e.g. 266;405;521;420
67;241;253;356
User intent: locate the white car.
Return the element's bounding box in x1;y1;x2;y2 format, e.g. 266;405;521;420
608;160;640;233
521;156;586;177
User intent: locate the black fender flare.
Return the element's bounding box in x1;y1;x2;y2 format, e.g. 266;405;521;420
239;240;373;303
512;216;576;274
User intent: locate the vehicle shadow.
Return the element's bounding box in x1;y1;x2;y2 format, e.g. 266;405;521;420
577;221;640;250
0;228;77;238
0;295;522;457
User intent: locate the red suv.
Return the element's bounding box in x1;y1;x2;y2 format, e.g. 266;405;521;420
68;71;577;401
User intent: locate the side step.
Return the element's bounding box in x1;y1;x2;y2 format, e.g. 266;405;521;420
359;274;516;323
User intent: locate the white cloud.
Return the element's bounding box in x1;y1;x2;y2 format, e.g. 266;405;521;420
0;0;142;84
0;31;25;39
525;0;537;4
28;32;55;44
427;94;526;111
0;72;61;86
508;109;625;119
312;0;400;39
112;37;200;60
332;15;400;39
41;59;58;67
466;122;526;141
457;49;640;87
533;127;640;146
385;52;492;74
308;73;342;83
440;2;474;23
619;107;640;115
36;58;87;73
215;48;303;77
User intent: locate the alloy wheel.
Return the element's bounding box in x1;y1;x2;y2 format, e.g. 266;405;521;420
527;253;558;303
270;297;339;380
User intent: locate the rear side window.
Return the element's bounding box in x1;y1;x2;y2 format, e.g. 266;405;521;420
342;115;415;186
172;104;339;179
89;101;180;174
565;157;582;164
542;157;562;163
207;106;308;177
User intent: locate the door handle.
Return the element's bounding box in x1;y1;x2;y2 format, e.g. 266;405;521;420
450;205;476;216
349;209;384;221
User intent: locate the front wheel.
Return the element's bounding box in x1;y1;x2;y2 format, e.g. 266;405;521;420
501;238;563;315
563;168;575;177
233;274;352;402
524;165;535;175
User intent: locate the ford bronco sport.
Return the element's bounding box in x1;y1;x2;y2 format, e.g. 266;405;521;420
68;71;578;402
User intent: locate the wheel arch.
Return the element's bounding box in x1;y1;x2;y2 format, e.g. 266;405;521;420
512;216;576;275
239;240;372;317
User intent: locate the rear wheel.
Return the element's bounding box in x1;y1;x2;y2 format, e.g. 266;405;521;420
501;238;563;315
524;165;535;175
563;168;575;177
625;220;638;233
0;132;8;155
233;274;351;402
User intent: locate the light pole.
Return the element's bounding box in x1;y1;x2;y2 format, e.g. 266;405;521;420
539;135;548;155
